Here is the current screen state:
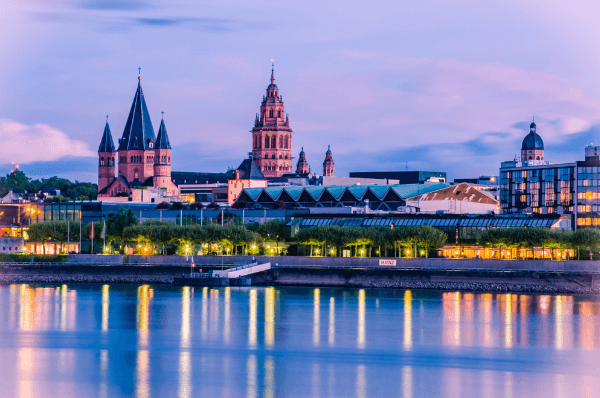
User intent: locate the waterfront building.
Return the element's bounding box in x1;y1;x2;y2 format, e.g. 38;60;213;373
97;72;179;199
498;121;592;229
349;170;447;184
404;182;499;214
235;183;449;209
251;65;293;177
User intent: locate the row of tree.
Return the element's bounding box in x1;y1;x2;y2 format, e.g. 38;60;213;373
479;227;600;259
294;225;448;257
0;171;98;200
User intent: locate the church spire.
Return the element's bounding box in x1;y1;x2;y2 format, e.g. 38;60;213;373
98;120;115;153
118;72;156;151
270;61;275;85
155;116;171;149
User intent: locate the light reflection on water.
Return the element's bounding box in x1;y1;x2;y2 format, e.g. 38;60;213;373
0;284;598;397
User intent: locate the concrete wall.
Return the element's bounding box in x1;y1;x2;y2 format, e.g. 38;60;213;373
21;254;600;274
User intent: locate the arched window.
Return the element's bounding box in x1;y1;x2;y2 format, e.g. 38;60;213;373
278;110;281;118
279;155;282;159
285;155;288;160
279;136;283;148
529;156;533;160
536;156;540;160
271;136;276;148
100;158;104;166
271;154;275;159
264;154;268;159
134;169;139;180
284;136;288;149
269;109;273;118
265;136;270;148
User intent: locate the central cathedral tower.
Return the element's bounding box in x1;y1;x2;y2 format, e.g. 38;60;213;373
251;65;293;177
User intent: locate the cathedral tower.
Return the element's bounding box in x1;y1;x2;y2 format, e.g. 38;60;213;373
117;73;156;183
251;65;293;177
98;119;116;193
296;147;309;174
323;145;334;177
153;116;173;191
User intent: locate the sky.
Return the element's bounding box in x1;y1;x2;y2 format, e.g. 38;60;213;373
2;0;600;183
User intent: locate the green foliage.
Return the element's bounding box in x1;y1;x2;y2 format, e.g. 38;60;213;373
105;209;138;247
256;219;287;240
0;171;97;200
571;228;600;260
43;195;71;203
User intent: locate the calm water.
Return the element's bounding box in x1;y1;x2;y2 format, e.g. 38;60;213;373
0;285;598;398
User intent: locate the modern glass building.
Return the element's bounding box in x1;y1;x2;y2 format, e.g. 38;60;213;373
500;144;600;230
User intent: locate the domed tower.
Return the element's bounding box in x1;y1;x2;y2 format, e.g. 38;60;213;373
296;147;309;174
153;115;172;189
521;119;544;161
98;119;116;193
251;64;293;177
323;145;334;177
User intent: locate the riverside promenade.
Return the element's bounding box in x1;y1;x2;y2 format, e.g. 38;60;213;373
0;255;599;293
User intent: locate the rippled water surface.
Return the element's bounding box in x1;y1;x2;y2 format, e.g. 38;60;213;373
0;284;598;397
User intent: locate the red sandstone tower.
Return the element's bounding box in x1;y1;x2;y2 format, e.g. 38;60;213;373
251;65;293;178
153;115;172;190
323;145;334;177
296;147;309;174
98;120;116;193
117;73;156;183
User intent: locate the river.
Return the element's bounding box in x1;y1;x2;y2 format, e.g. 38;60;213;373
0;284;598;397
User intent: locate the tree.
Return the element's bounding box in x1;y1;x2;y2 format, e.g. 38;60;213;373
571;228;600;260
106;209;138;251
415;225;447;257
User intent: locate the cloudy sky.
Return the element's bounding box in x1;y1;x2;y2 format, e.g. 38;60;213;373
2;0;600;183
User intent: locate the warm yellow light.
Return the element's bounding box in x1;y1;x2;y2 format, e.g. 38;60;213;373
455;251;459;255
267;245;270;248
270;249;274;253
587;192;593;200
491;177;496;182
407;250;410;254
251;245;256;250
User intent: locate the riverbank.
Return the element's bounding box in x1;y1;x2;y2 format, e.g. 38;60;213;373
1;261;598;293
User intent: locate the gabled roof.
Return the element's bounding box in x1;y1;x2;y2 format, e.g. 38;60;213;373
237;159;265;180
98;122;116;153
155;118;171;149
118;79;156;151
391;183;449;199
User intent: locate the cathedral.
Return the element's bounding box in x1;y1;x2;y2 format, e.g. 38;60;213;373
250;65;335;179
97;73;179;199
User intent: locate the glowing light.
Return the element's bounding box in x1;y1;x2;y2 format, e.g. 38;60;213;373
101;285;109;331
404;290;412;350
249;289;257;347
328;297;335;347
357;289;366;349
313;289;320;346
265;287;275;346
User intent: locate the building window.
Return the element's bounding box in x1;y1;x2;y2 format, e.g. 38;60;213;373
265;136;270;148
284;136;288;149
271;136;276;148
271;154;275;159
269;109;273;118
100;158;104;166
279;136;283;148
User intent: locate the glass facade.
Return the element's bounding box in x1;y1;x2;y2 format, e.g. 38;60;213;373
500;163;575;216
576;163;600;227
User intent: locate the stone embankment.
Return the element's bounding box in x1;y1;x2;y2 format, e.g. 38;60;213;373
0;274;174;284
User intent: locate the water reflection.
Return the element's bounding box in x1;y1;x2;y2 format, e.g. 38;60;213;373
1;285;599;398
443;292;461;346
328;297;335;347
248;289;257;348
357;289;365;349
313;288;320;347
579;301;595;350
136;285;152;398
265;287;275;347
101;285;109;332
224;287;231;344
404;290;412;350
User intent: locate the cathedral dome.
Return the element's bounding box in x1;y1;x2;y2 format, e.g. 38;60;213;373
521;122;544;151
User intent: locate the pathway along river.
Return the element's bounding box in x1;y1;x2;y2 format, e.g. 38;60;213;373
0;284;598;397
